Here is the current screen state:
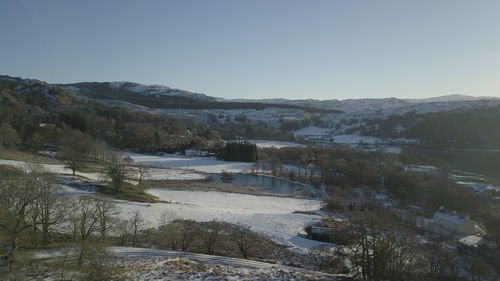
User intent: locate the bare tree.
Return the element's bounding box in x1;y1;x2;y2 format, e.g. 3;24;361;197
484;212;500;249
422;243;462;280
0;163;44;253
232;228;257;259
199;221;223;255
74;196;100;266
114;219;131;246
67;201;80;241
158;223;179;250
61;146;82;176
136;163;149;190
82;242;112;280
155;212;181;251
339;210;425;281
175;220;197;252
29;194;41;246
35;174;67;245
157;210;179;226
105;152;133;192
95;197;117;241
130;211;145;246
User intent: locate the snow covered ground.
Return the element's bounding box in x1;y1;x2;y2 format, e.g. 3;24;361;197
31;247;338;280
125;152;254;174
1;157;325;250
59;185;326;250
128;166;205;181
0;159;102;181
294;126;331;137
0;158;204;181
331;134;380;144
116;189;325;250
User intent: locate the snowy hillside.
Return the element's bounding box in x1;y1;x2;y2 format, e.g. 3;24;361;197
231;97;411;113
319;100;500;135
404;94;499;103
107;81;213;101
232;94;499;113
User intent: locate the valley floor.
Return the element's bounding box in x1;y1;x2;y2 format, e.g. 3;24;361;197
125;152;254;174
115;189;325;250
0;152;327;251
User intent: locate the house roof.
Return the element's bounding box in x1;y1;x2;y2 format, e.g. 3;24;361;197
434;210;466;225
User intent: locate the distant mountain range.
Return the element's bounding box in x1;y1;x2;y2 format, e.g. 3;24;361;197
51;78;500;114
0;75;335;113
231;95;500;113
1;74;499;115
403;94;499;104
3;74;500;148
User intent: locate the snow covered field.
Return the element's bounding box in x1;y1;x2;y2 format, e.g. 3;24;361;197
2;157;325;250
331;134;380;144
0;159;102;181
57;185;326;250
128;166;205;181
125;152;254;174
294;126;331;137
0;158;204;181
243;139;305;149
116;189;325;250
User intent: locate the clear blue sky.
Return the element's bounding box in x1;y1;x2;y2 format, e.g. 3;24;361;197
1;0;499;100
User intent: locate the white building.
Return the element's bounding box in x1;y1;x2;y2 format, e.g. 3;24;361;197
432;207;476;236
185;149;209;157
405;165;441;174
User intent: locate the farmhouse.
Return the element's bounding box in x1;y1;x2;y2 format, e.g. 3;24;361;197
432;207;476;236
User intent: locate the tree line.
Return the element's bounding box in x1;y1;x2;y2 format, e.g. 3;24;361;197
313;209;499;281
220;141;258;162
257;146;493;219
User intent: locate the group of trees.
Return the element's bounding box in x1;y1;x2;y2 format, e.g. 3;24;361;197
220;141;258;162
103;152;134;192
258;146;484;216
0;163;153;278
217;123;294;141
338;210;427;281
0;162;271;275
0;165;109;265
0;122;20;149
57;107;216;152
362;105;500;149
0;164;60;253
314;209;498;281
153;219;261;259
0;81;218;155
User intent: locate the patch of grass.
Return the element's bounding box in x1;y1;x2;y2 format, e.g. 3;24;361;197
97;183;163;203
145;180;285;197
0;149;61;164
10;251;35;264
77;162;106;173
0;164;23;180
